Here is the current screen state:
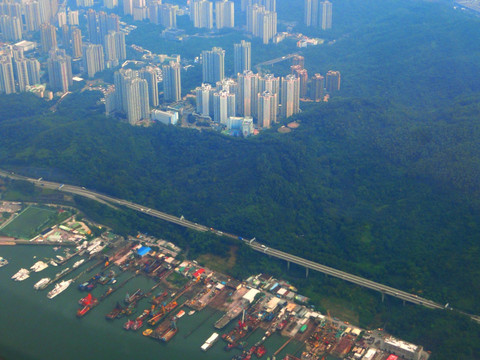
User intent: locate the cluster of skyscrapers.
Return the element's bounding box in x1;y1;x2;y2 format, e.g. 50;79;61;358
304;0;332;30
290;55;341;101
0;45;40;94
84;10;125;73
195;49;341;129
246;2;277;44
106;60;181;125
147;2;178;28
196;42;304;129
191;0;234;29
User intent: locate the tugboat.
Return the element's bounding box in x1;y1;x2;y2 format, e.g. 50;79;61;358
105;302;124;320
131;319;143;331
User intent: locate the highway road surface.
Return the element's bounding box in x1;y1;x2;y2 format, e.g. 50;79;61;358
1;169;479;323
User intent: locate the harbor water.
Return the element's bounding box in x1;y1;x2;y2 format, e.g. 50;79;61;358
0;245;325;360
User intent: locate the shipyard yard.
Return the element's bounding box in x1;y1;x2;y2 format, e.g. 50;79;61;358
0;201;430;360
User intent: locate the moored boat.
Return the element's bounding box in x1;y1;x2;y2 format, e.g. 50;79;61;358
47;279;73;299
201;332;219;351
106;302;124;320
143;328;153;336
30;261;48;272
72;259;85;269
0;257;8;268
11;268;30;281
34;277;51;290
123;319;134;330
131;319;143;331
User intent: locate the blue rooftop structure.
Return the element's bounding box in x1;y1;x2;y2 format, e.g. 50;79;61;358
137;246;151;257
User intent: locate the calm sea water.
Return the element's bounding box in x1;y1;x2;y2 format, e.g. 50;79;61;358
0;245;316;360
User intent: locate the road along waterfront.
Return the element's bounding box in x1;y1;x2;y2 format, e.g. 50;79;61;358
1;169;478;324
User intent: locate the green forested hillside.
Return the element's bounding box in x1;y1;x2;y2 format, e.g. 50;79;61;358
2;0;480;358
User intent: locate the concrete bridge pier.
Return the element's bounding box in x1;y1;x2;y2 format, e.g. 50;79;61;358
287;261;290;271
306;267;309;278
381;292;385;303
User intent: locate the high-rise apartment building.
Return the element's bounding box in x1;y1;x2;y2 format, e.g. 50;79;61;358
215;0;234;29
132;0;148;21
320;0;332;30
162;61;181;103
23;1;41;32
0;56;15;94
292;54;305;68
108;13;120;31
67;9;79;25
71;27;83;59
291;65;308;99
26;58;41;85
0;15;22;41
195;83;214;117
126;77;149;124
104;31;126;67
241;0;275;11
325;70;340;92
87;9;99;44
57;10;67;27
159;4;177;28
202;47;225;84
257;90;277;128
309;73;324;101
237;69;259;117
140;67;159;107
47;49;72;93
40;23;57;53
61;24;70;50
98;11;109;45
216;77;238;94
83;44;104;78
104;0;118;9
247;4;276;44
258;73;279;117
305;0;332;30
123;0;133;15
14;57;29;92
112;69;150;125
213;89;235;125
281;74;300;118
192;0;213;29
234;40;251;76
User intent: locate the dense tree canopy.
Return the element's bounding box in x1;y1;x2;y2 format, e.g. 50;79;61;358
1;0;480;358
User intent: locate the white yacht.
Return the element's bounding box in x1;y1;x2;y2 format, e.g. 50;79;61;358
47;279;73;299
72;259;85;269
30;261;48;272
34;278;51;290
11;268;30;281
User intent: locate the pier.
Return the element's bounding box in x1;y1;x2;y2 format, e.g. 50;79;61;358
0;238;76;246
